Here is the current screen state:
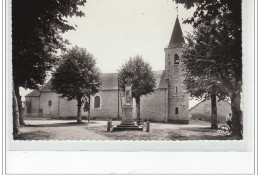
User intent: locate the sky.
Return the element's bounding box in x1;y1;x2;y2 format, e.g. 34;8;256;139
62;0;194;73
20;0;200;107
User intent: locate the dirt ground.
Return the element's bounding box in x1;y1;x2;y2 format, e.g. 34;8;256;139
14;119;241;140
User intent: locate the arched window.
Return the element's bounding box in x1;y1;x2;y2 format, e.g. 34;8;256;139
174;53;180;64
26;100;31;113
94;96;100;108
176;87;178;93
175;107;178;114
48;100;52;106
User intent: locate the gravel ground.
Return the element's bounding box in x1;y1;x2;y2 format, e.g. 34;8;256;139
14;119;240;140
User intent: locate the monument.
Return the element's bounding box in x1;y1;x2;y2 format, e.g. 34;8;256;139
113;77;143;131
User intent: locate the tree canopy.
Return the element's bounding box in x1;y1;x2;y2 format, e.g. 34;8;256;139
175;0;242;137
12;0;87;90
51;46;102;123
174;0;242;93
118;55;156;121
183;26;230;100
12;0;86;129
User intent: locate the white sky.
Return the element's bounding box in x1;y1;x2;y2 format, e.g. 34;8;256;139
63;0;194;73
20;0;200;107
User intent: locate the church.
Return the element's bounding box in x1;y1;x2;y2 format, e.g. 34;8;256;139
24;16;190;124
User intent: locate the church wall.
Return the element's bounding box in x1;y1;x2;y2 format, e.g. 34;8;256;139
90;90;122;120
139;89;167;122
24;96;40;117
38;92;88;118
59;98;88;118
39;92;59;117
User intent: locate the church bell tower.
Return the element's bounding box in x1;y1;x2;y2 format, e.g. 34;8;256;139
164;15;189;124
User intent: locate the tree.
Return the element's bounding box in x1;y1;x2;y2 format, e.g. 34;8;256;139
118;55;156;123
51;46;102;123
174;0;242;137
12;0;86;126
183;28;229;129
12;83;20;136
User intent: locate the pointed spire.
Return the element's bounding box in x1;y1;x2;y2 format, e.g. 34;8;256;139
168;15;185;48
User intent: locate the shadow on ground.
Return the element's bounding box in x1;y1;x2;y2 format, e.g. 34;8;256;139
25;121;94;128
15;120;243;141
166;128;242;140
14;130;51;140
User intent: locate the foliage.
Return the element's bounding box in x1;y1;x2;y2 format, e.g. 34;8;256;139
52;46;102;101
183;26;230;101
118;55;156;99
12;0;87;90
12;0;86;127
174;0;242;93
118;55;156;120
174;0;242;136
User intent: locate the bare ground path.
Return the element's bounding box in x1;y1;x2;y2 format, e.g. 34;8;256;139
14;120;240;140
16;120;111;140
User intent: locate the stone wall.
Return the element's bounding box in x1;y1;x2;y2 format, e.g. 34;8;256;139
24;84;183;123
59;97;88;118
189;99;231;122
139;89;167;122
24;97;40;117
39;92;88;118
25;90;120;119
165;47;189;123
90;90;122;120
39;92;59;117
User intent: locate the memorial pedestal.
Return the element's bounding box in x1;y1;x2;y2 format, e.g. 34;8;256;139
113;105;143;131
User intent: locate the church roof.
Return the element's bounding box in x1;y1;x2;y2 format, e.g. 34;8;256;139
25;89;40;97
154;70;168;89
33;73;120;92
39;80;52;91
168;16;185;48
26;71;168;96
101;73;118;90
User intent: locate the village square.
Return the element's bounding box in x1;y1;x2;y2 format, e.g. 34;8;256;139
12;0;243;140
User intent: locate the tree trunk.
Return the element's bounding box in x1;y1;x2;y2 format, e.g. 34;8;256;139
231;92;243;138
12;86;20;136
136;96;141;122
88;94;90;123
211;93;218;129
77;96;82;124
14;84;25;125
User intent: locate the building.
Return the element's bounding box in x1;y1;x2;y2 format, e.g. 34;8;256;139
189;99;231;123
25;16;189;123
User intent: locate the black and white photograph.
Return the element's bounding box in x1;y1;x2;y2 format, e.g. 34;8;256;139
10;0;246;141
3;0;257;174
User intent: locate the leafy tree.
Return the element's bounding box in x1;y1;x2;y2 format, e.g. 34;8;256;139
12;0;86;126
118;55;156;123
174;0;242;137
183;28;229;129
51;46;102;123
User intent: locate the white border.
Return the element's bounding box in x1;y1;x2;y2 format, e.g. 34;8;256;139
6;0;254;152
4;0;257;173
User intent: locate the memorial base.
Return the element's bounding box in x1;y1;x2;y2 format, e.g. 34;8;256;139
112;105;143;131
112;123;143;131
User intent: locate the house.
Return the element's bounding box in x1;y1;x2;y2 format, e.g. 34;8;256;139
189;99;231;122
